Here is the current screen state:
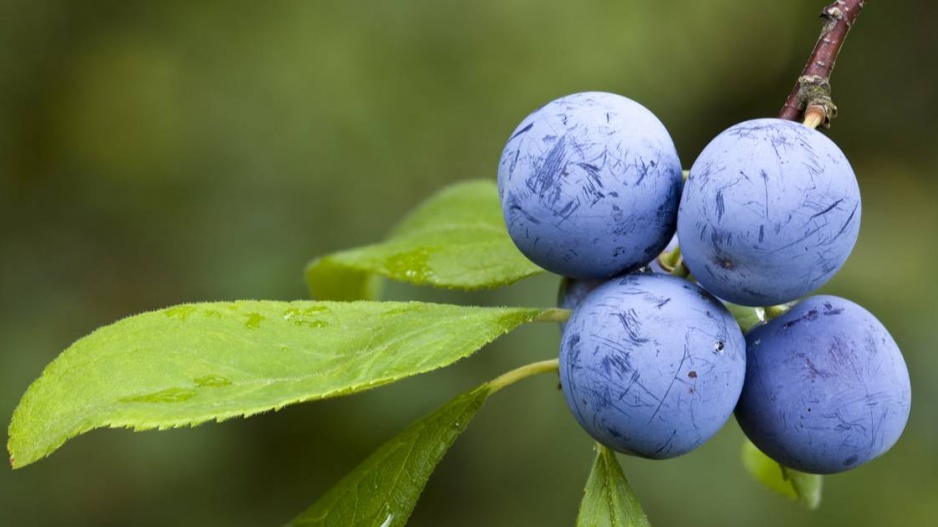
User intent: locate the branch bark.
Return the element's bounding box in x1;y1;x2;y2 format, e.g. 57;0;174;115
778;0;867;126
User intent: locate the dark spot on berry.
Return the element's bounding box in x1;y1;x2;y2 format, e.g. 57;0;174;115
783;309;819;329
688;371;698;379
843;455;859;466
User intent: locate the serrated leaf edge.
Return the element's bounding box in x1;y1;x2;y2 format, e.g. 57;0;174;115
8;302;548;468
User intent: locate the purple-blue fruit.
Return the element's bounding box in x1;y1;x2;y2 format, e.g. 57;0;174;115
498;92;683;279
735;296;911;474
559;273;746;459
677;118;861;306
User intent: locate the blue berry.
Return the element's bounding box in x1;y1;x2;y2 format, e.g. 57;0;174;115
677;118;861;306
560;273;746;458
736;295;911;474
498;92;683;279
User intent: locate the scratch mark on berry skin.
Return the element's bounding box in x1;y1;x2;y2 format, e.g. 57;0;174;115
508;122;534;142
809;198;845;220
616;309;650;344
652;430;678;457
782;308;819;329
761;170;771;220
649;345;691;423
835;203;859;238
528;135;568;203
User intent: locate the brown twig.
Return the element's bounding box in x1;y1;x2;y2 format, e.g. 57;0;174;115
778;0;867;127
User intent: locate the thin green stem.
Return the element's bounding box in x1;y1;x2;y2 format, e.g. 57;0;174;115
661;245;682;268
726;303;765;334
487;358;560;394
669;261;690;278
534;308;571;323
661;247;691;278
656;245;687;277
764;304;792;320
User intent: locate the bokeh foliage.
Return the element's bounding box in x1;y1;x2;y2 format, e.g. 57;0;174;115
2;0;936;526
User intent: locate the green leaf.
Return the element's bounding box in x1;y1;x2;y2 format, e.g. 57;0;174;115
577;444;651;527
286;385;490;527
8;300;548;468
741;439;822;509
286;358;559;527
305;180;545;300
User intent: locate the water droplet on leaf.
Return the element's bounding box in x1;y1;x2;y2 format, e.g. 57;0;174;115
164;305;196;321
244;313;265;330
384;247;436;282
120;388;197;404
194;375;232;388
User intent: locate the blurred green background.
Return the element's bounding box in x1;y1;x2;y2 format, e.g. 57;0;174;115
2;0;936;525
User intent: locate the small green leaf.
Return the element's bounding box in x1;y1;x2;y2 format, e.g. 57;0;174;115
577;444;650;527
286;385;490;527
305;180;545;300
286;359;559;527
741;439;822;509
8;301;548;468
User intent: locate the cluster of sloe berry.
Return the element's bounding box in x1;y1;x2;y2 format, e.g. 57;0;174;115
497;92;911;474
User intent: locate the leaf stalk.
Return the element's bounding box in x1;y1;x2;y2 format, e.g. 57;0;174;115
487;359;560;393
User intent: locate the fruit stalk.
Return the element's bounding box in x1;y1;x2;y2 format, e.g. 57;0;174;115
778;0;867;126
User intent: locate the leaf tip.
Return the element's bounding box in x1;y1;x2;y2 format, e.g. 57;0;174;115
7;441;31;470
8;454;23;470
